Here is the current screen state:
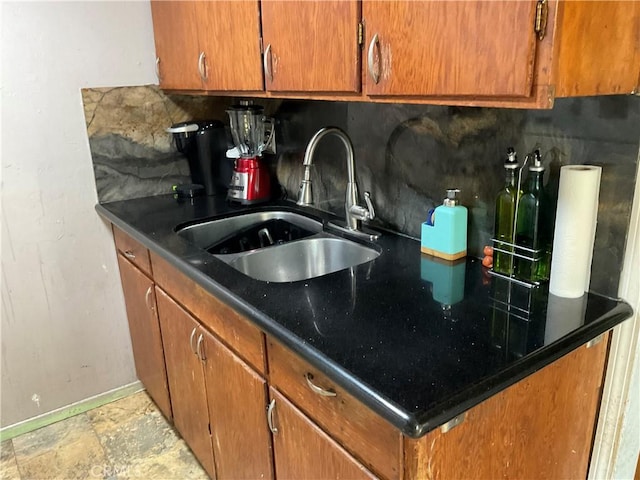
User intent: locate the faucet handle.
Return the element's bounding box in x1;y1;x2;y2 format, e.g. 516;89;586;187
349;191;375;222
363;191;375;220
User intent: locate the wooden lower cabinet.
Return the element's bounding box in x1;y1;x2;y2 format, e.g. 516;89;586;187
267;338;401;479
151;251;266;375
155;288;216;478
116;254;171;420
201;329;273;480
269;388;376;480
114;228;611;480
155;284;273;480
404;335;610;480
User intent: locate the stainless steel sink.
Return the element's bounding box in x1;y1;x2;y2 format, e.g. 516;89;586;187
177;211;323;252
226;236;379;283
176;210;380;282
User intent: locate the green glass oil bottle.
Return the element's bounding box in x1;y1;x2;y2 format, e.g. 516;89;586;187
493;148;520;275
515;150;551;282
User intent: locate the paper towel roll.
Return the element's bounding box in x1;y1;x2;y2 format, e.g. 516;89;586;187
549;165;602;298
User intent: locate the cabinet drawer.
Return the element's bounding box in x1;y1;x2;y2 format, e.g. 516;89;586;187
267;338;402;480
113;226;152;276
150;251;266;375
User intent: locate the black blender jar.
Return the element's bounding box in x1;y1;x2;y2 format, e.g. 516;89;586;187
167;120;231;196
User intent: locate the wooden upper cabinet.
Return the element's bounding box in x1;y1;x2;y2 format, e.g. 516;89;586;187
196;1;263;91
553;1;640;97
150;0;639;105
360;0;640;104
151;1;263;92
150;1;202;90
261;0;361;93
363;1;538;97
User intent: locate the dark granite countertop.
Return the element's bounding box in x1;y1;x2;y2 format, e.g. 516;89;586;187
96;194;633;438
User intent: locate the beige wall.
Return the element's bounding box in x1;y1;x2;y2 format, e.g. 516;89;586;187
1;1;156;426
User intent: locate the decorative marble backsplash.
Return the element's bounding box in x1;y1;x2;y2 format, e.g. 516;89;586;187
274;96;639;297
83;87;639;297
82;86;232;202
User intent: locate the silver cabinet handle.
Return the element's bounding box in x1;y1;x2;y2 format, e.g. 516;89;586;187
155;57;161;82
144;286;153;311
124;250;136;260
263;43;273;83
304;373;337;397
198;51;207;81
196;333;205;361
367;33;381;84
267;399;278;434
189;328;197;355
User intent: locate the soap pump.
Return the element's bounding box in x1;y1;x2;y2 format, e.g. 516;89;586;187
421;188;468;261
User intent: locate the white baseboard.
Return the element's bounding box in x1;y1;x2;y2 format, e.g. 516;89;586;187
0;381;143;442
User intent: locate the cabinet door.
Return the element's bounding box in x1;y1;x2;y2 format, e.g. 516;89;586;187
405;337;611;479
363;1;537;97
269;389;376;480
155;288;215;478
261;0;361;92
202;330;273;480
150;1;203;90
196;1;264;91
116;255;172;420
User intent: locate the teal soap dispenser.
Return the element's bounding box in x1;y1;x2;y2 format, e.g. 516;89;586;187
421;188;468;260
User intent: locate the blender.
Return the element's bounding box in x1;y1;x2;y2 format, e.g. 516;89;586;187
226;103;272;204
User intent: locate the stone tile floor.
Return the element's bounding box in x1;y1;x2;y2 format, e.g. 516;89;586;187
0;391;208;480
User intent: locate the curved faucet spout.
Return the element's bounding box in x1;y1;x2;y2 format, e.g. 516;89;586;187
296;127;374;232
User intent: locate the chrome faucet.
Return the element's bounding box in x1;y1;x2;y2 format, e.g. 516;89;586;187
297;127;375;232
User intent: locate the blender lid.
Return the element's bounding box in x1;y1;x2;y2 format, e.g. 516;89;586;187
227;104;264;113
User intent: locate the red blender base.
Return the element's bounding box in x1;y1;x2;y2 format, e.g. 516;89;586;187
227;156;271;204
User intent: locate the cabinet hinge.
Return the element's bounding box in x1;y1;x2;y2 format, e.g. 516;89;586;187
586;333;605;348
440;412;466;433
534;0;548;40
357;21;364;48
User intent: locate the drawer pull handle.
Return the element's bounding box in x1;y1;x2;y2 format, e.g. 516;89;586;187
189;328;198;355
196;333;206;362
263;43;273;83
144;286;153;311
198;51;207;81
367;33;381;85
305;373;337;397
124;250;136;260
267;399;278;434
